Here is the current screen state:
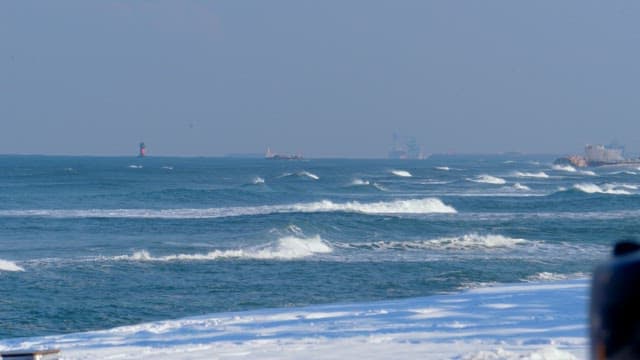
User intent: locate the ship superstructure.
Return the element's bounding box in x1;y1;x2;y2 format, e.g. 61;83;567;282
584;144;624;164
556;144;639;167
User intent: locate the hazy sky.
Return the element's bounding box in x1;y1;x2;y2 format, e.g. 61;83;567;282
2;1;640;157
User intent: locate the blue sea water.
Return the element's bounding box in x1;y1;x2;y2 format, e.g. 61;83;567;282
0;155;635;339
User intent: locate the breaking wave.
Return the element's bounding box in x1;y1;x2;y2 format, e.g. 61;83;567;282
351;178;370;186
467;175;506;185
0;259;24;272
512;171;549;179
551;164;576;173
391;170;412;177
128;165;143;169
512;183;531;191
299;171;319;180
573;183;633;195
435;166;450;171
252;177;265;185
349;179;387;191
551;165;596;176
0;198;457;219
338;234;529;251
112;236;332;262
278;171;319;180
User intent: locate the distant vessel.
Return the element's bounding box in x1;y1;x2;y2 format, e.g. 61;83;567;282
555;144;640;167
265;148;303;160
138;142;147;157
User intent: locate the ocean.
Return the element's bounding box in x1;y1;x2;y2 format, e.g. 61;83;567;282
0;155;632;339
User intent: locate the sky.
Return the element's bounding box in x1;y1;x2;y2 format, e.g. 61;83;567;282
2;1;640;158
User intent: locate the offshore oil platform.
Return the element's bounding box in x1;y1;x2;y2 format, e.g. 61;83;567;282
388;133;427;160
555;143;640;167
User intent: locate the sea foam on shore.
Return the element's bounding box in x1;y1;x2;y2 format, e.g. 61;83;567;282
0;279;589;359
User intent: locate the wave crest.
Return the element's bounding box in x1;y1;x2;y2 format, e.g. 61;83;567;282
278;171;319;180
298;171;319;180
113;236;332;262
391;170;412;177
573;183;632;195
552;164;576;172
0;198;456;219
340;234;528;251
350;178;370;186
468;175;506;185
513;171;549;179
0;259;24;272
512;183;531;191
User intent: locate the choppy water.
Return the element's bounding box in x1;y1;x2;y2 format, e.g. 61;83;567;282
0;155;635;338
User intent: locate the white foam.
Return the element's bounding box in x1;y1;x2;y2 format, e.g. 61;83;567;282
0;279;589;359
513;183;531;191
617;183;638;190
423;234;527;250
128;165;143;169
161;166;174;170
292;198;457;214
0;198;457;219
342;234;528;251
0;259;24;272
298;171;319;180
573;183;632;195
372;183;388;191
579;170;597;176
524;272;588;282
391;170;412;177
608;170;637;175
468;175;506;185
552;164;576;173
513;171;549;179
252;177;265;185
435;166;450;171
113;236;332;262
350;178;370;186
461;347;578;360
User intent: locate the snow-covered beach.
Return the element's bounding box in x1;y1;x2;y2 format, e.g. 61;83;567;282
0;279;589;359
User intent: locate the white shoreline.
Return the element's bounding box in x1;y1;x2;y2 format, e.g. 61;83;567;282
0;279;590;359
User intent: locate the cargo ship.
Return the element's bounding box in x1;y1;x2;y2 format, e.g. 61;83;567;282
265;148;303;160
555;144;640;167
